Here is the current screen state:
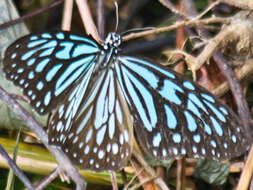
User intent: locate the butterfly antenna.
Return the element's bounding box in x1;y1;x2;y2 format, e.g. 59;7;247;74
120;27;156;36
114;1;119;32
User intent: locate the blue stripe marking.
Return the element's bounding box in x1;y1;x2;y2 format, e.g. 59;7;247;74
219;106;228;115
188;93;208;113
36;81;44;90
115;100;122;124
71;70;94;118
153;133;162;147
204;122;212;135
36;101;41;108
123;59;159;88
56;55;93;86
22;40;57;60
80;70;105;113
201;93;215;103
44;91;51;106
56;42;74;59
41;40;57;49
183;81;195;90
28;90;33;96
65;98;75;119
159;79;183;105
114;62;130;104
41;33;52;38
85;129;93;143
96;124;106;145
108;74;115;113
35;58;50;72
27;39;47;48
55;55;95;96
94;71;111;129
203;100;226;122
211;140;216;147
27;58;35;66
232;135;237;143
58;105;64;117
46;64;62;82
164;104;177;129
68;84;79;101
119;56;175;79
172;133;181;143
102;96;109;124
17;68;24;73
11;53;17;59
187;100;201;118
11;63;16;68
56;32;64;40
28;71;35;79
184;110;197;132
21;49;37;60
30;36;38;40
193;134;201;143
65;116;72;131
70;35;98;47
210;116;223;136
40;47;55;57
122;66;157;132
77;107;93;134
108;114;115;139
72;44;99;57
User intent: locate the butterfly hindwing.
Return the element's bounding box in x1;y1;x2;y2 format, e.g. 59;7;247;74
48;68;133;171
115;56;249;160
3;31;100;114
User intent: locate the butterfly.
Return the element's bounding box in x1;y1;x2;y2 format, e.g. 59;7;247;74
3;31;249;171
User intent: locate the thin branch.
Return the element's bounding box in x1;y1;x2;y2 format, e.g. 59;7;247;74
132;150;170;190
176;158;185;190
189;18;253;74
158;0;186;18
75;0;100;42
97;0;105;39
213;52;252;141
236;145;253;190
123;168;144;190
0;145;35;190
0;87;86;190
123;16;229;41
220;0;253;10
110;171;118;190
0;0;63;30
182;0;252;137
194;0;221;20
212;59;253;97
35;169;59;190
61;0;73;31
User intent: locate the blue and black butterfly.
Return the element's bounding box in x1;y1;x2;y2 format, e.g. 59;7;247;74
3;31;249;171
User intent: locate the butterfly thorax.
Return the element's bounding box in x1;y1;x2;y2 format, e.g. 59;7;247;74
94;32;122;74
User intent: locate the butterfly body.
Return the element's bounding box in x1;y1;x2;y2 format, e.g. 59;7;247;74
3;31;249;171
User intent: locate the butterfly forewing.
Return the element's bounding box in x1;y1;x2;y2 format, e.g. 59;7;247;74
48;68;133;171
3;31;100;114
115;56;249;160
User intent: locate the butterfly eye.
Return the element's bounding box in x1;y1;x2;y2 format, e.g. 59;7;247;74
3;31;249;171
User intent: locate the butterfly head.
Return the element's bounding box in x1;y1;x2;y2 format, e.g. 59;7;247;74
104;32;122;50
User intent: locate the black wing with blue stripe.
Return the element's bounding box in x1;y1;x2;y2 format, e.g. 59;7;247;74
115;55;249;160
3;31;101;114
